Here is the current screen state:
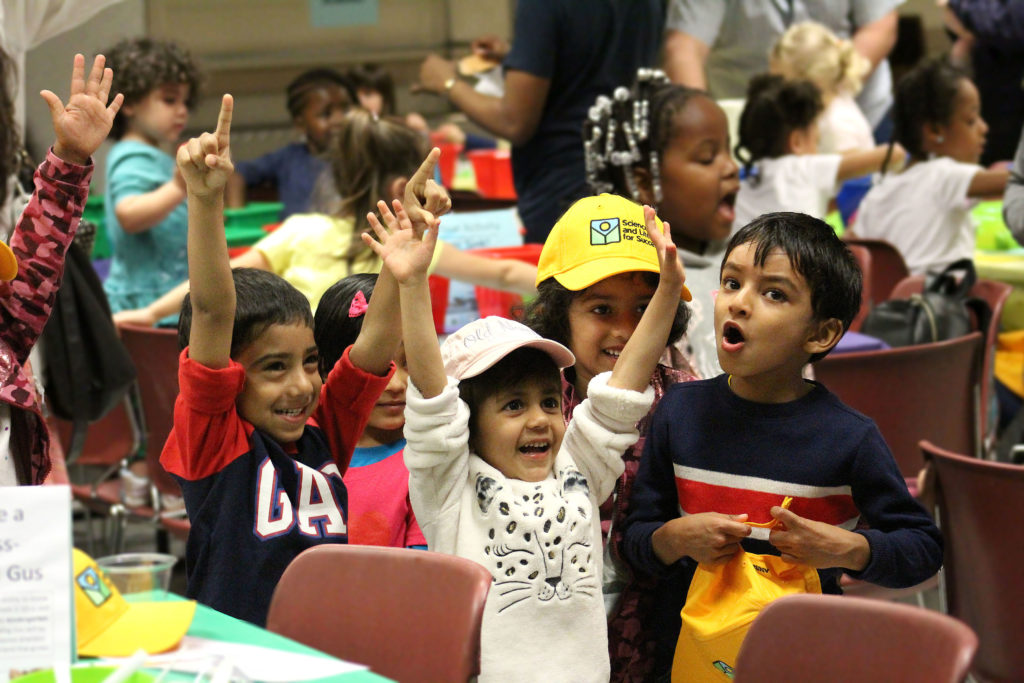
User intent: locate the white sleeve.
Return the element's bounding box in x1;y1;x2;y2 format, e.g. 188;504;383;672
932;158;982;210
403;377;470;542
803;154;844;194
665;0;726;45
561;372;652;504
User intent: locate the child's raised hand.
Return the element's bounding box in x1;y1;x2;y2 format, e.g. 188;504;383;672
42;54;123;166
363;199;437;285
643;205;691;302
404;148;453;228
176;94;234;200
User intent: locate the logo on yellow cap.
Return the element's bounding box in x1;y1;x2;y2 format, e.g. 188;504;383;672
590;218;621;245
76;565;112;606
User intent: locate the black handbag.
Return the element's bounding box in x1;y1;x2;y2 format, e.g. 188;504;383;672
861;258;991;347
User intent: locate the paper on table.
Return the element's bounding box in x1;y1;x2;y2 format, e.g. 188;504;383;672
98;636;368;681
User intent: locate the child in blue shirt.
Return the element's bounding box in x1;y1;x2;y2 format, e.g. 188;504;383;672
228;68;354;219
102;38;200;313
622;211;943;677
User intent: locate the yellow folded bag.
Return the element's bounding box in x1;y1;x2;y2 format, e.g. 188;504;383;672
672;508;821;683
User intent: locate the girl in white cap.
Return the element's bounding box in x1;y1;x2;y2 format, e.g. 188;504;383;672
363;196;686;682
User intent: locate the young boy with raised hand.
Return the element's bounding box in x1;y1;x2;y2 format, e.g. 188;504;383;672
160;95;412;626
621;211;944;677
364;195;687;681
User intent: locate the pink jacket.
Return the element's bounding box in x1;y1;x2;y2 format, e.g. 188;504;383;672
0;150;91;484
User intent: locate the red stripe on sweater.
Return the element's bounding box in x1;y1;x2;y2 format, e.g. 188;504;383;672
675;477;859;526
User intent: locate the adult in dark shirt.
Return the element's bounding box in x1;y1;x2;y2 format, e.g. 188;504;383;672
417;0;665;243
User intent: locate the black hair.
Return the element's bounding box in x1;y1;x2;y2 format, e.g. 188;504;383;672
523;273;690;349
584;68;711;204
285;67;355;119
723;212;861;363
890;57;967;164
0;45;18;215
313;273;377;377
103;38;201;139
734;74;823;180
346;63;396;115
457;347;562;448
177;268;314;358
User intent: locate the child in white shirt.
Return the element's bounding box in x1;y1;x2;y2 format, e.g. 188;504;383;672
732;74;900;229
363;191;687;682
855;58;1010;276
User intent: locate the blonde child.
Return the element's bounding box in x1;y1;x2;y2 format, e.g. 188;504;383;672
622;212;943;679
114;110;535;327
101;38;200;312
2;54;121;484
584;69;739;381
227;68;353;219
161;95;426;626
523;193;696;681
365;193;685;681
731;73;903;230
313;273;425;549
855;58;1010;276
770;21;875;154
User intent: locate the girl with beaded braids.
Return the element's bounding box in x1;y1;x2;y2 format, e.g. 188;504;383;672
855;58;1010;276
582;68;737;381
101;38;201;314
227;68;354;220
731;73;900;232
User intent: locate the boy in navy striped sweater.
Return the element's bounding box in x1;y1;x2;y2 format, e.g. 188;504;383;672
622;211;942;677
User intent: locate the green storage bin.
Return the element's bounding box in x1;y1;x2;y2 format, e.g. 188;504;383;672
82;194;110;259
974;200;1021;252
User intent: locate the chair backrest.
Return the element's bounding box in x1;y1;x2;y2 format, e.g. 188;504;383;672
889;275;1012;449
116;324;181;499
733;593;977;683
845;244;872;332
266;544;492;683
922;440;1024;681
813;332;983;479
842;237;910;304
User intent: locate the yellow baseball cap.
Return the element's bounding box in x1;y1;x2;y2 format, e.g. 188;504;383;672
0;241;17;281
73;548;196;657
536;194;691;300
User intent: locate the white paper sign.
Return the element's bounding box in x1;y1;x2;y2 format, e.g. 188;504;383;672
0;485;72;680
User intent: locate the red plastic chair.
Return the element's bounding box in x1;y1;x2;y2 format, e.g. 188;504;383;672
733;594;977;683
922;440;1024;682
267;544;492;683
813;332;984;490
117;323;189;543
846;244;872;332
889;275;1012;455
842;237;910;305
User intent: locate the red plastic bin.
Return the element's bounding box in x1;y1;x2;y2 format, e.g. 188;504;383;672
468;149;516;199
431;140;463;188
469;244;543;320
428;274;451;335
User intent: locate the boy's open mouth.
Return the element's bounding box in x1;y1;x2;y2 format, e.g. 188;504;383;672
723;322;745;345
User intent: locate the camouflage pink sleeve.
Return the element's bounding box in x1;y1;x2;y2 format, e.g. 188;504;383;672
0;149;92;363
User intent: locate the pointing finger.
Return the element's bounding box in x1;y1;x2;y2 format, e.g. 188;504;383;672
214;94;233;143
409;148;441;190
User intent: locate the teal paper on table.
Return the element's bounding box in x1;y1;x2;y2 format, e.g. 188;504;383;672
309;0;378;27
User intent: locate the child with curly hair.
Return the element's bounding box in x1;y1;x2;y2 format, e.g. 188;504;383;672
101;38;201;313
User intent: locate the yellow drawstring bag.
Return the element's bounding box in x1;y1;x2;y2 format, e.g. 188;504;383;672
671;498;821;682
